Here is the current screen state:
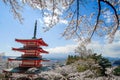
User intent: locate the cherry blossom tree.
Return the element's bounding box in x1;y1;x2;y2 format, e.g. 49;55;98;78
75;44;93;58
2;0;120;44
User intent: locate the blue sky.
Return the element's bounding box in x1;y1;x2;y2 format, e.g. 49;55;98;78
0;1;76;58
0;1;120;58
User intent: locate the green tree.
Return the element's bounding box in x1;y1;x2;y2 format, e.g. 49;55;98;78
98;57;111;76
91;53;102;63
66;55;80;65
113;66;120;76
91;53;111;76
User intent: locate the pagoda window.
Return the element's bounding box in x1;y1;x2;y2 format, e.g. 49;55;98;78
26;50;36;53
22;61;35;65
27;42;36;46
25;52;36;54
25;50;36;56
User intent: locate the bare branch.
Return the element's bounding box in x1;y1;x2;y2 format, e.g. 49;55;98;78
75;0;79;32
100;0;119;42
89;0;101;40
62;9;77;37
9;0;23;23
1;0;119;43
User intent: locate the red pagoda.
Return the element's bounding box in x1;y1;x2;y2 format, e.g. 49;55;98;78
3;21;49;73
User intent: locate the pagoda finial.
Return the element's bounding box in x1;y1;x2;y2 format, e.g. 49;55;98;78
32;20;37;39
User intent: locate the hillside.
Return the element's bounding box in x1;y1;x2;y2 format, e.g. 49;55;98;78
33;59;120;80
5;56;120;80
1;55;120;80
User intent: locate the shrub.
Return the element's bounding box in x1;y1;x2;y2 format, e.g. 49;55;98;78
77;65;88;72
98;57;111;76
90;65;102;76
90;53;111;76
113;66;120;76
35;77;47;80
0;74;4;79
16;77;31;80
66;55;80;65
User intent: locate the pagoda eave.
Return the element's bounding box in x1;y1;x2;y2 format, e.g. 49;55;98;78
12;48;49;53
3;67;38;73
15;38;48;46
8;58;49;62
8;58;40;61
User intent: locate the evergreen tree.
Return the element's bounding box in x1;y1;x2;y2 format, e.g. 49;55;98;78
98;57;111;76
91;53;111;76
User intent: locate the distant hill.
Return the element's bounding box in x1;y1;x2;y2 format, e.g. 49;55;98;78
106;57;120;62
1;56;17;61
1;55;120;65
106;57;120;66
113;59;120;66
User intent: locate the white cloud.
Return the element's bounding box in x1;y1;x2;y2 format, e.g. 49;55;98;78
103;10;113;23
59;19;68;25
88;42;120;57
43;15;58;27
114;30;120;42
54;9;63;15
87;30;120;57
46;44;77;54
43;16;68;27
103;42;120;57
37;0;68;26
38;18;43;24
87;41;103;54
46;29;120;58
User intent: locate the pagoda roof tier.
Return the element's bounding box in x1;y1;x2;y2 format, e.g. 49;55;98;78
3;67;41;73
3;67;29;73
12;47;48;53
8;57;49;61
3;66;51;73
15;38;48;46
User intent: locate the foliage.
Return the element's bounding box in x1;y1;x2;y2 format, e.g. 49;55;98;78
90;65;102;77
16;77;31;80
35;77;47;80
113;66;120;76
1;0;120;43
90;53;102;63
66;52;111;76
66;55;79;65
91;53;111;76
77;64;88;72
99;57;111;76
0;74;4;79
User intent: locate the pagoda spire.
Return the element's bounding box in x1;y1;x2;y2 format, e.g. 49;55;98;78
32;20;37;39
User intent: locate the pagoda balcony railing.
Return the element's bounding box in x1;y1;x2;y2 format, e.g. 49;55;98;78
22;54;41;57
23;46;39;49
19;64;42;67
